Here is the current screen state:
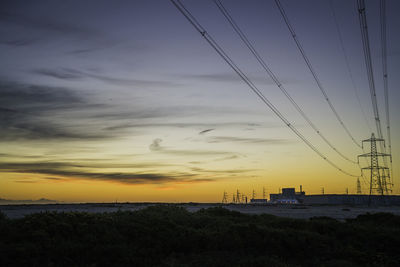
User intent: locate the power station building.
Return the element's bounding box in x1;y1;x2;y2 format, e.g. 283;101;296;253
270;188;305;204
269;187;400;205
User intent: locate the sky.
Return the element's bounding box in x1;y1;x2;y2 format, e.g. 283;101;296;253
0;0;399;203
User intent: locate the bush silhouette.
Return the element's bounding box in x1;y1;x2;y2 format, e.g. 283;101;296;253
0;206;399;266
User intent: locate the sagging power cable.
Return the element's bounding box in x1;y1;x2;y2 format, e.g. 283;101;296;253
275;0;362;149
170;0;360;177
214;0;358;164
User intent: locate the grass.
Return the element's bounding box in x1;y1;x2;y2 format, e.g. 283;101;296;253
0;205;399;266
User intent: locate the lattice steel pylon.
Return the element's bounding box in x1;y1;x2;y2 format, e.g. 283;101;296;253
357;178;362;194
358;133;392;198
236;189;241;204
222;191;228;204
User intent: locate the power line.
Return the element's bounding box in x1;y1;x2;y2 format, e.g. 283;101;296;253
357;0;392;191
213;0;357;164
170;0;359;177
356;0;383;139
380;0;394;186
329;0;372;133
274;0;362;149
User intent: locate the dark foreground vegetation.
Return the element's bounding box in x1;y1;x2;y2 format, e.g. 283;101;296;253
0;206;400;266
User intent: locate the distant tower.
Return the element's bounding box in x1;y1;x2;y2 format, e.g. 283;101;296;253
358;133;392;198
357;178;362;194
263;187;266;199
236;189;240;204
232;194;236;204
346;188;349;195
321;187;325;195
252;189;256;200
222;191;228;204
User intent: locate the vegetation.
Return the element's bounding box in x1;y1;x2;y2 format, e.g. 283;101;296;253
0;206;399;266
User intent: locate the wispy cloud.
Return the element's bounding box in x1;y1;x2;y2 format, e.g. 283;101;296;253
103;121;273;132
160;150;234;157
0;38;38;47
32;67;180;88
0;161;178;171
148;138;236;157
0;11;100;38
190;167;257;174
181;72;298;86
149;138;163;151
1;79;272;143
0;9;130;54
206;136;295;145
183;73;242;83
0;161;214;185
199;128;214;135
33;69;83;80
215;155;240;161
0;80;114;141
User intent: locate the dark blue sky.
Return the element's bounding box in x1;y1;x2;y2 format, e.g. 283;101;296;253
0;0;399;201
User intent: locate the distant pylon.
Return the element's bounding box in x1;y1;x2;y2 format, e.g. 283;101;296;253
222;191;228;204
232;193;236;204
263;187;266;199
321;187;325;195
252;189;256;200
236;189;240;204
357;178;362;194
358;133;392;199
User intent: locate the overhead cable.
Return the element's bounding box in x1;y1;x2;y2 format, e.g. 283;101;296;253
170;0;359;177
329;0;372;133
213;0;358;164
380;0;394;185
356;0;383;140
275;0;362;149
357;0;392;190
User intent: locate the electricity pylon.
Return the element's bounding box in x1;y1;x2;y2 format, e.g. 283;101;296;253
252;189;256;200
262;187;266;199
357;178;362;194
358;133;392;198
222;191;228;204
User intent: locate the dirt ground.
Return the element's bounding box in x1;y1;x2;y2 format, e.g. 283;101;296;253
2;203;400;220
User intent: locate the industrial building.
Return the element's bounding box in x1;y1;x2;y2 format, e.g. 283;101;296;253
249;198;268;204
270;188;305;204
269;187;400;205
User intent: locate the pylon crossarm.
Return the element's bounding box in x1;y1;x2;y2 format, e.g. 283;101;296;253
362;138;385;143
361;166;389;170
358;152;391;158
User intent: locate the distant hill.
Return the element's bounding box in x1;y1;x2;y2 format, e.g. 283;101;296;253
0;198;59;204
